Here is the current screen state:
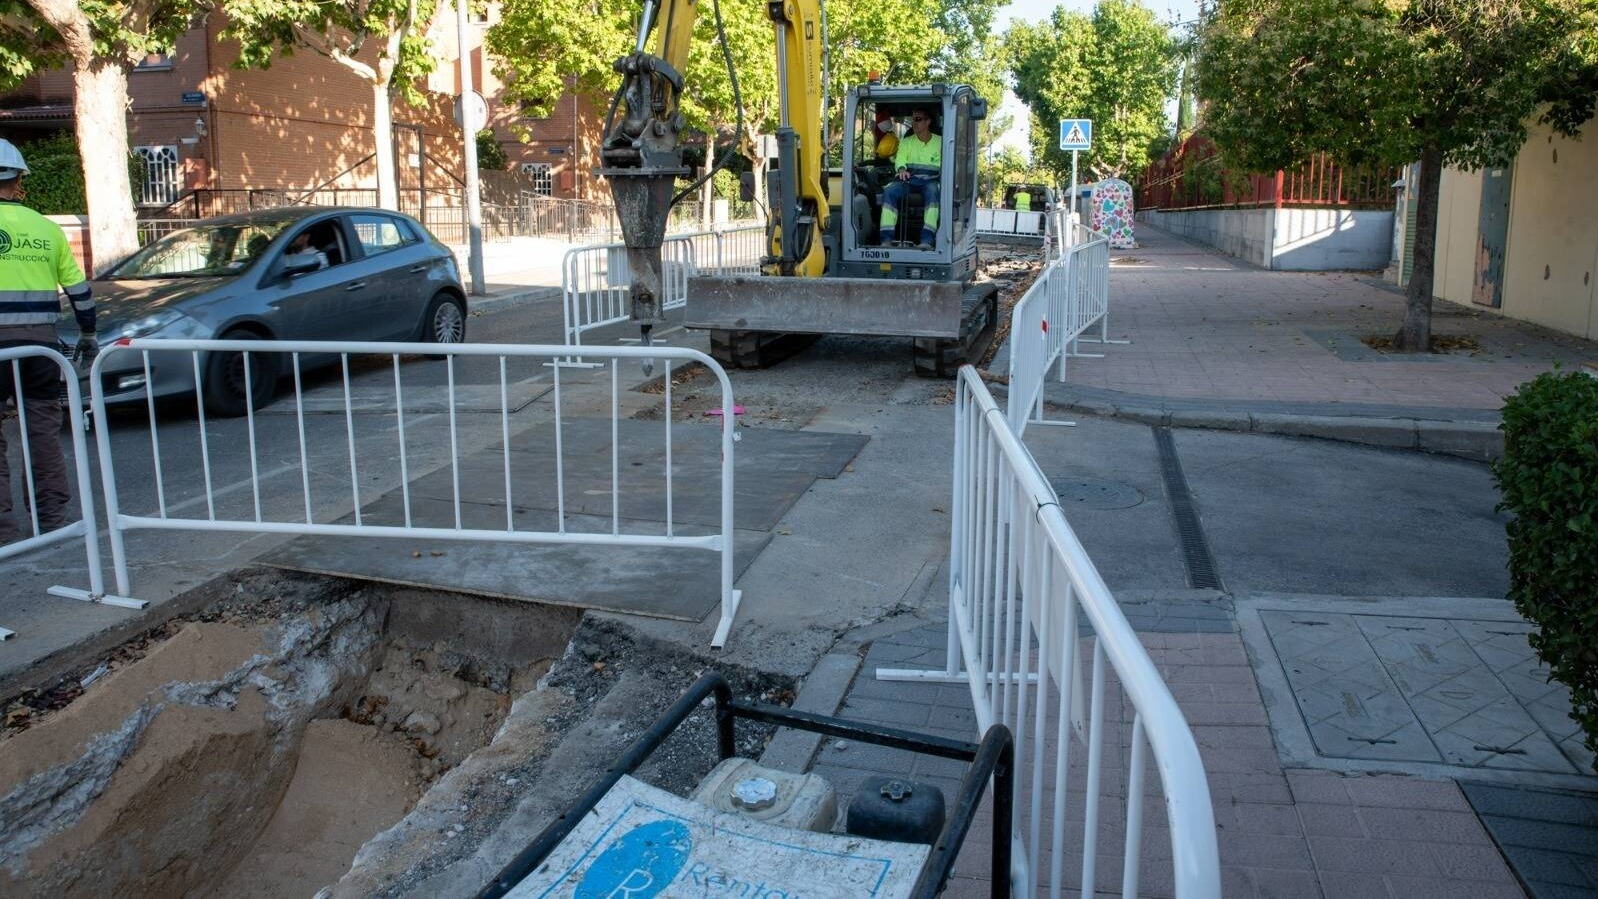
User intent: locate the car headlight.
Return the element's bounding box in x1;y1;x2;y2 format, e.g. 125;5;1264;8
115;309;191;339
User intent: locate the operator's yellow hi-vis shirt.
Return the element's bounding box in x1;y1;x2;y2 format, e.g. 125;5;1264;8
0;199;92;330
893;133;941;178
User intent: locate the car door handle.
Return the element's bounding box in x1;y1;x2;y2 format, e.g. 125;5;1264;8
344;281;367;291
408;264;429;274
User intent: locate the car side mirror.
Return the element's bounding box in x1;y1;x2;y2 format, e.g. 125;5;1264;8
739;172;755;202
281;252;323;278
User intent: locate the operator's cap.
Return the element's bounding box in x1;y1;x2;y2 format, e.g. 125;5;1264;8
0;138;28;181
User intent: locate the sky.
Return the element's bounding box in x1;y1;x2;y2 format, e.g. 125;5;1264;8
988;0;1203;162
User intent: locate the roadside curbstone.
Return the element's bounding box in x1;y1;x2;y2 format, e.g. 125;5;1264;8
1415;420;1502;462
1252;413;1418;450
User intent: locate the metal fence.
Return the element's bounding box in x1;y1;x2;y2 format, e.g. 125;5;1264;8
0;345;145;640
560;225;765;349
881;367;1221;897
1008;224;1112;434
86;340;747;648
1138;135;1398;212
974;207;1049;240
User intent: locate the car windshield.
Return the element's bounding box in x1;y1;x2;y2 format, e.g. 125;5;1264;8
111;221;294;278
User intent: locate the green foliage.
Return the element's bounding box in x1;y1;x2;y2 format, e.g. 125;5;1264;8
0;1;199;89
1493;371;1598;772
476;129;509;170
1006;0;1179;181
488;0;1007;148
11;132;144;215
221;0;439;105
1193;0;1598;175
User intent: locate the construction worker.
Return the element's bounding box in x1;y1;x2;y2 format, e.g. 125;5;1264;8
879;107;941;249
1014;189;1032;212
0;137;95;544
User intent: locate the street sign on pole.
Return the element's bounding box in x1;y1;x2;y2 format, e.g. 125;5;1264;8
1059;119;1092;226
1058;119;1092;152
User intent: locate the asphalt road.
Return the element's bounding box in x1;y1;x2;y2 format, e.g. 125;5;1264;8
0;288;1512;684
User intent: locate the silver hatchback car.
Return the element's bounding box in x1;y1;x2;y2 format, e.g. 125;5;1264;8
62;206;467;415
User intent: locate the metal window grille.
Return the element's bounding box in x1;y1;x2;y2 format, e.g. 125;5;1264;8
522;163;554;196
134;145;181;206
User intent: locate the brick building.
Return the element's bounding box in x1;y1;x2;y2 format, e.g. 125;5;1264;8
0;4;605;214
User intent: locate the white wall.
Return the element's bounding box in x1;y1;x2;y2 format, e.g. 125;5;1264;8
1139;207;1394;270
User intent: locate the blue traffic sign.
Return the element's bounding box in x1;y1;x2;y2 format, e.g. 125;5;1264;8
1059;119;1092;151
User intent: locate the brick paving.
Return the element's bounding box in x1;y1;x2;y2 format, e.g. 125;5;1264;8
827;623;1529;898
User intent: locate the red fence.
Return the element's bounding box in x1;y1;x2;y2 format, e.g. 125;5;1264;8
1137;135;1398;211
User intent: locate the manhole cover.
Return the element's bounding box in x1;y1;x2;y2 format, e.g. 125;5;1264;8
1048;478;1144;510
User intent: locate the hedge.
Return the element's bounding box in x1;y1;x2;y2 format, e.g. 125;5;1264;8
1493;370;1598;772
15;132;147;215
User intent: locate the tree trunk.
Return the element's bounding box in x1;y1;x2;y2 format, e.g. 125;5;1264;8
73;58;139;276
1396;144;1442;351
372;81;399;211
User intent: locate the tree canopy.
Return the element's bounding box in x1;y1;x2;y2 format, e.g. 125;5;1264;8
0;0;206;271
1195;0;1598;348
1006;0;1179;182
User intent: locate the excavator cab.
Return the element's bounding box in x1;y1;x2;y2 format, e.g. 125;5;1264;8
687;83;999;375
833;84;986;287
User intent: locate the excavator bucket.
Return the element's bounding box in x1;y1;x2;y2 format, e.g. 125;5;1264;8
684;275;964;338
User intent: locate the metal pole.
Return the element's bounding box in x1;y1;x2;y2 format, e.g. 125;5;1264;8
457;0;486;296
1071;149;1079;228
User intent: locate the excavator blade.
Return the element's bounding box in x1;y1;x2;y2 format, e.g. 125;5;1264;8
684;275;964;339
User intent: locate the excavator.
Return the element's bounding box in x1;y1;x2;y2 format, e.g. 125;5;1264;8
600;0;1000;375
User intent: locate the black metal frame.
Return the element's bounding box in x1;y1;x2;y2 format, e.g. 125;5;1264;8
475;671;1014;899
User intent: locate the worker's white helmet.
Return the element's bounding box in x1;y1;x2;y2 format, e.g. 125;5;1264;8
0;139;28;181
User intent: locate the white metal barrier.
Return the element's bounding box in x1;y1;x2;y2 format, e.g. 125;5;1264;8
87;340;747;647
560;224;766;348
882;367;1221;898
0;346;147;640
976;207;1049;239
1007;227;1112;434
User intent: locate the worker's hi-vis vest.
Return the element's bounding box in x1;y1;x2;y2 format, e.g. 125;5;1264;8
894;134;942;179
1015;192;1032;211
0;200;88;328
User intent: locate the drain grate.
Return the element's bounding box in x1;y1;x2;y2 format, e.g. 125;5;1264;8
1153;428;1224;591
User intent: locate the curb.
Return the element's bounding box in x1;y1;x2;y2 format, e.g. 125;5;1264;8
470;285;560;314
1056;399;1503;462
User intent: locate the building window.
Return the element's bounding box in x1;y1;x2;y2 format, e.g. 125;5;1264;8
135;53;172;71
521;162;554;196
133;145;181;206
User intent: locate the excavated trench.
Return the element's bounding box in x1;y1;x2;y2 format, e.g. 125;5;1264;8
0;569;794;899
0;570;581;898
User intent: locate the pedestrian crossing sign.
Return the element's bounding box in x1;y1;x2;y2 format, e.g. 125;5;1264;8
1059;119;1092;151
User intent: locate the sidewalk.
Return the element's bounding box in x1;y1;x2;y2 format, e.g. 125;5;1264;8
1033;224;1598;460
802;224;1598;898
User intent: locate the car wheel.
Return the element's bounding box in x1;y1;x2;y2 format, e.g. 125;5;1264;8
203;329;278;417
423;292;466;345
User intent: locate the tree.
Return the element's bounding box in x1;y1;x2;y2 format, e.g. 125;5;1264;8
476;129;509;171
1007;0;1179;183
0;0;201;274
1194;0;1598;350
222;0;440;211
487;0;998;213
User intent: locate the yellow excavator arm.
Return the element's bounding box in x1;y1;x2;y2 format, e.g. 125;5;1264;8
600;0;830;343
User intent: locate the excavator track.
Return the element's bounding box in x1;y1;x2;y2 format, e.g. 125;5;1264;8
709;330;822;370
912;281;1001;378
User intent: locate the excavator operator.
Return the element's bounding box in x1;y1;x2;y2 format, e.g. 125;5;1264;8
878;107;941;249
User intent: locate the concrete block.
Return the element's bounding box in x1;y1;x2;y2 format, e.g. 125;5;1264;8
1297;802;1367;838
1220;833;1315;869
1318;870;1393;899
1165;409;1253;431
1382;875;1524;899
1308;836;1443;875
1342;775;1471;811
1415;420;1503;461
1285;769;1353;805
1251;413;1418;450
1425;843;1520;883
1357;807;1492;845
